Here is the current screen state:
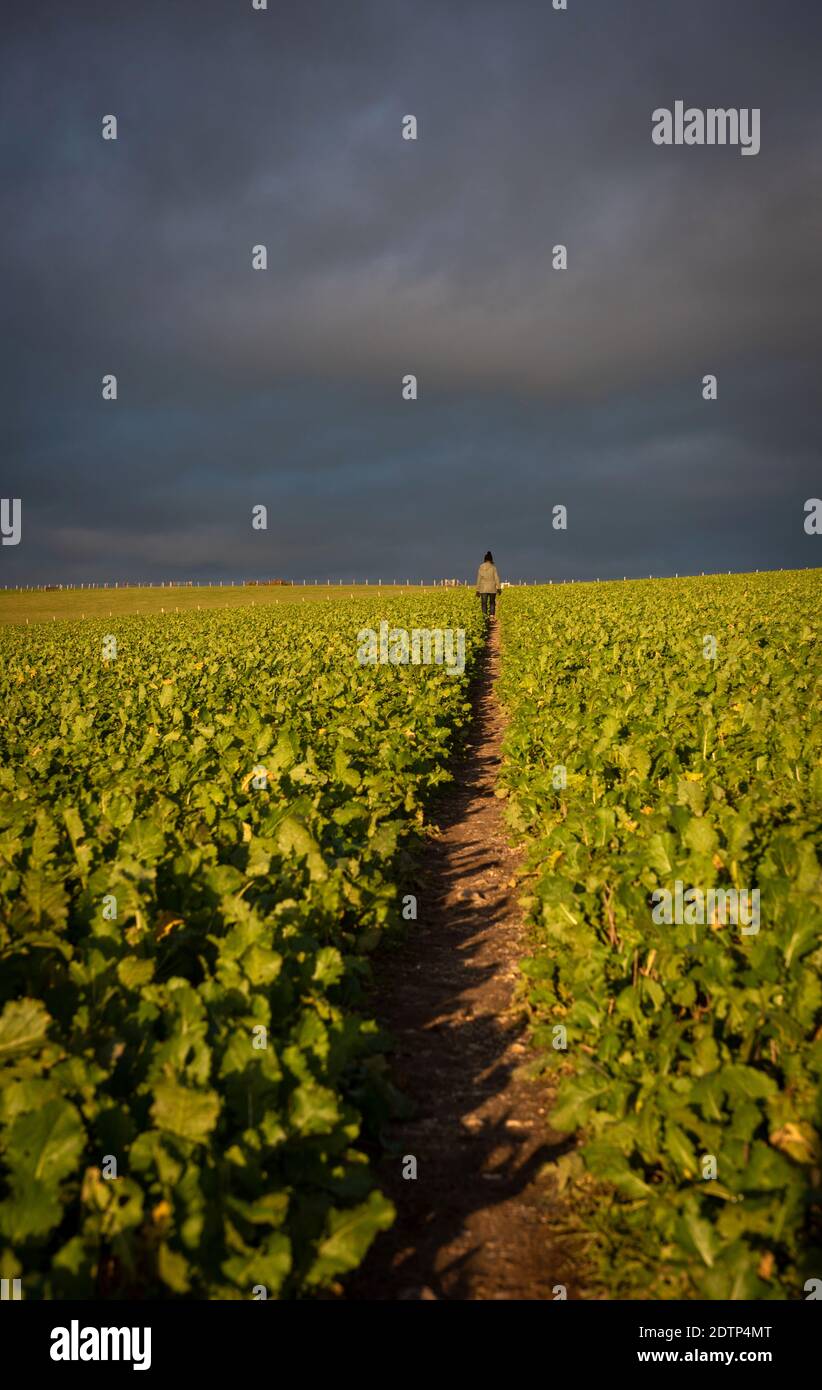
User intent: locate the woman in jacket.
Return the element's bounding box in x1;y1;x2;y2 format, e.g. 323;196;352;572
475;551;501;618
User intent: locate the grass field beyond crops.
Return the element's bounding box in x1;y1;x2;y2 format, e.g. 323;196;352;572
0;584;444;626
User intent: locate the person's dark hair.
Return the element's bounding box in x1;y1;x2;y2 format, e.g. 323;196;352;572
484;551;493;563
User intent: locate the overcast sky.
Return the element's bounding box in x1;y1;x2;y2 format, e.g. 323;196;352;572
1;0;820;583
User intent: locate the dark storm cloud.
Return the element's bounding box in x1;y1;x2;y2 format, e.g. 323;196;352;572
1;0;820;583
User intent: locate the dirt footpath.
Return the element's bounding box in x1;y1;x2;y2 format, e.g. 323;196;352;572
346;620;579;1300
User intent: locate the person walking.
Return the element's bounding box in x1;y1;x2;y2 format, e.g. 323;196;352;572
475;551;501;618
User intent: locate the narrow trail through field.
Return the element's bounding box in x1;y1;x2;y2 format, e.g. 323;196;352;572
347;620;578;1300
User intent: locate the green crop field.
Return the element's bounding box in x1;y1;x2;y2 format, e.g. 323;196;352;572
0;593;483;1297
1;571;819;1302
498;570;822;1298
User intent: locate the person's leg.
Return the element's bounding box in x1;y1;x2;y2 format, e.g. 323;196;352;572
480;592;489;617
489;592;496;618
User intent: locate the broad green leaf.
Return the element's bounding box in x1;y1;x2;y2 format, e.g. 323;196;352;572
151;1085;221;1144
288;1081;340;1136
0;998;51;1060
306;1191;394;1286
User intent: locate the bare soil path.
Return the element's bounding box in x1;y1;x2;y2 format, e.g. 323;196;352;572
346;620;578;1300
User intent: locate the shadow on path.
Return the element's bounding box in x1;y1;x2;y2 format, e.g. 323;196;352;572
345;620;579;1300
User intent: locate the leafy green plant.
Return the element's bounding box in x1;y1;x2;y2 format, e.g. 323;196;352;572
498;571;822;1299
0;596;483;1297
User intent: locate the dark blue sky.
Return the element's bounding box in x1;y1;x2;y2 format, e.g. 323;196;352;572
1;0;820;584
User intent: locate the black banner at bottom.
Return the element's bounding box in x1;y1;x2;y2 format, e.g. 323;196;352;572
1;1297;815;1377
